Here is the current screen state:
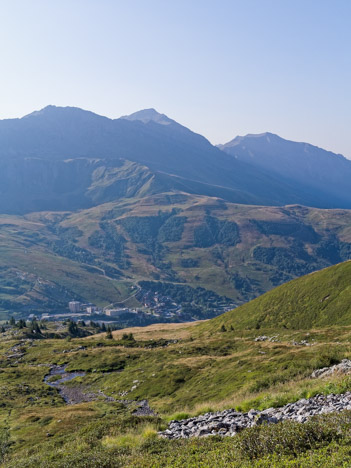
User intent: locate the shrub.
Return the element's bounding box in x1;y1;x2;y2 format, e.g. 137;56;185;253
232;414;348;459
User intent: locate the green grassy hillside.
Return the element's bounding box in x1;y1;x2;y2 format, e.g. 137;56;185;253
3;310;351;466
2;260;351;466
207;260;351;331
1;194;351;319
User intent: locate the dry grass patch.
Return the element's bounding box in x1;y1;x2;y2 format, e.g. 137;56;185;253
88;321;199;341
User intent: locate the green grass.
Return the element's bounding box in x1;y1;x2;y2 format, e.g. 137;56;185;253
1;195;351;317
4;411;351;467
204;260;351;332
5;321;351;416
2;259;351;466
1;323;351;467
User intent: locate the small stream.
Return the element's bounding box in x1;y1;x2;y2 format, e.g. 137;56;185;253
44;365;86;385
44;365;88;404
44;365;155;414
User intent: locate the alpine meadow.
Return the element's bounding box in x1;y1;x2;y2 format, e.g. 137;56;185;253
1;1;351;467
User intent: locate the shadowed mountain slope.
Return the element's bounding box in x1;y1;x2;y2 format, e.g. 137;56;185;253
0;106;350;213
219;132;351;208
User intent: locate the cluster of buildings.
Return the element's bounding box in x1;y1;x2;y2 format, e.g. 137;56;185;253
136;290;181;317
67;295;180;321
30;286;234;323
68;301;102;315
69;301;140;318
30;302;136;323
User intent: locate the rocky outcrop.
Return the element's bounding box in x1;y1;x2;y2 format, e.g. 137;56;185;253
254;335;279;343
311;359;351;378
159;392;351;439
132;399;156;416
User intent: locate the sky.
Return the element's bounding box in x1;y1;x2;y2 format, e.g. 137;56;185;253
0;0;350;157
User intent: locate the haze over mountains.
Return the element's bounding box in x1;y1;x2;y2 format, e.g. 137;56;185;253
219;132;351;208
0;105;351;214
0;105;350;318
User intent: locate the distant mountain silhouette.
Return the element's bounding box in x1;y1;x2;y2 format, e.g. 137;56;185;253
0;106;350;213
219;132;351;207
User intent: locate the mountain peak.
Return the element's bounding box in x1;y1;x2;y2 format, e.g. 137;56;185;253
22;105;59;118
21;105;106;121
121;108;173;125
219;132;281;149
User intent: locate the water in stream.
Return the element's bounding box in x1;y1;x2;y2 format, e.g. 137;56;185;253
44;365;93;404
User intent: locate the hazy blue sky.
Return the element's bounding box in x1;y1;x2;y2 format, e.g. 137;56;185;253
0;0;350;157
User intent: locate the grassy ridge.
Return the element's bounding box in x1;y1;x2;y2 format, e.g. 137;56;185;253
207;260;351;331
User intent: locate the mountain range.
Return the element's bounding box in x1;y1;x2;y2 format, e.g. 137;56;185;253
219;132;351;208
1;106;351;214
0;105;351;318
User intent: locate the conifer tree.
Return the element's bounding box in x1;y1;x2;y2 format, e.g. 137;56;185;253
106;326;113;339
68;320;79;337
30;320;41;334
